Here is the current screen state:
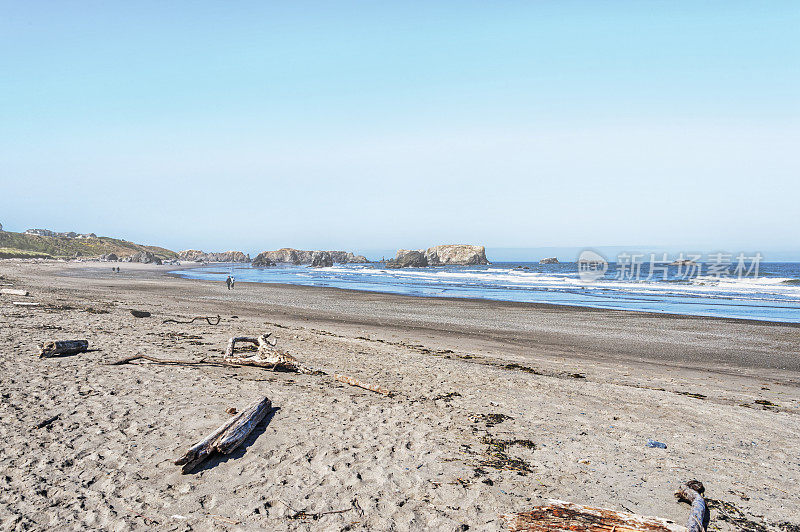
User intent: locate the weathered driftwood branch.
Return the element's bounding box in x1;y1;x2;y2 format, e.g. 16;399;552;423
675;480;707;532
163;315;221;325
500;500;684;531
108;355;216;366
39;340;89;358
1;288;29;296
13;301;39;306
223;334;313;373
334;374;391;396
174;396;272;473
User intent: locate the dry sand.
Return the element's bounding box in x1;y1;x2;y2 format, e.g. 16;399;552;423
1;260;798;531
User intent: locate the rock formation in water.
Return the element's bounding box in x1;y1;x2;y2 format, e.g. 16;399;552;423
387;244;489;268
387;250;428;268
310;251;333;268
178;250;251;263
539;257;559;264
252;248;368;266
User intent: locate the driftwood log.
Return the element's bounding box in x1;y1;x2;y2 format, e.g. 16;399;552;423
500;500;684;531
174;396;271;473
224;334;313;373
675;480;707;532
1;288;29;296
334;374;391;395
39;340;89;358
163;315;221;325
13;302;40;306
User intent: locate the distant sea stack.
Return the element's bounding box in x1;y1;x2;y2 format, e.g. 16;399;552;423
252;248;368;267
539;257;559;264
387;244;489;268
178;250;251;263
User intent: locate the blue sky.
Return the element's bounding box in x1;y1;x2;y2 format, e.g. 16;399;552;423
1;1;798;258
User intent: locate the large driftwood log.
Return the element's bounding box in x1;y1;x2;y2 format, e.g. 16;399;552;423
1;288;29;296
39;340;89;358
500;500;684;531
174;396;272;473
675;480;707;532
334;374;391;395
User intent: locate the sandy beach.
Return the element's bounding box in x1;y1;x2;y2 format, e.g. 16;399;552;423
1;260;798;531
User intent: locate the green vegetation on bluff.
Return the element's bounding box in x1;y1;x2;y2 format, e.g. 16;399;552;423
0;230;177;260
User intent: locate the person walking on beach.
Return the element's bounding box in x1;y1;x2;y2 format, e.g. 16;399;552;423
225;275;232;290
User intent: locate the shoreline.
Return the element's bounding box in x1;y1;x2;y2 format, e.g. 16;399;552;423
167;262;800;326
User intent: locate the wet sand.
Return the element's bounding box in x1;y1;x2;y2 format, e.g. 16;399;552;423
1;260;798;530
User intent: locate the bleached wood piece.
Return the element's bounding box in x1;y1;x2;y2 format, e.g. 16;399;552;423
675;481;707;532
174;396;271;473
500;499;685;531
224;334;307;372
334;374;391;396
13;302;39;306
39;340;89;358
1;288;29;296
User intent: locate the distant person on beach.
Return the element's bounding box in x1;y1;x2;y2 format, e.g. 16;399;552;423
225;276;231;290
230;276;235;289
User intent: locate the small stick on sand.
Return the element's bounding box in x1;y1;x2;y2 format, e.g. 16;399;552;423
163;315;221;325
174;396;272;473
334;374;391;396
13;301;39;306
34;414;60;429
39;340;89;358
675;480;708;532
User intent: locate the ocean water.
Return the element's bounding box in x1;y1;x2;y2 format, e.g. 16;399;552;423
172;262;800;323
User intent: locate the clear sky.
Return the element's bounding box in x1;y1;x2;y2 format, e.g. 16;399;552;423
1;1;798;257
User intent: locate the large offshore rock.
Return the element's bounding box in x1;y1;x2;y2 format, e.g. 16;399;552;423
329;251;370;264
178;250;250;263
310;251;333;268
251;253;276;267
387;244;489;268
425;244;488;265
539;257;559;264
253;248;368;265
386;250;429;268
